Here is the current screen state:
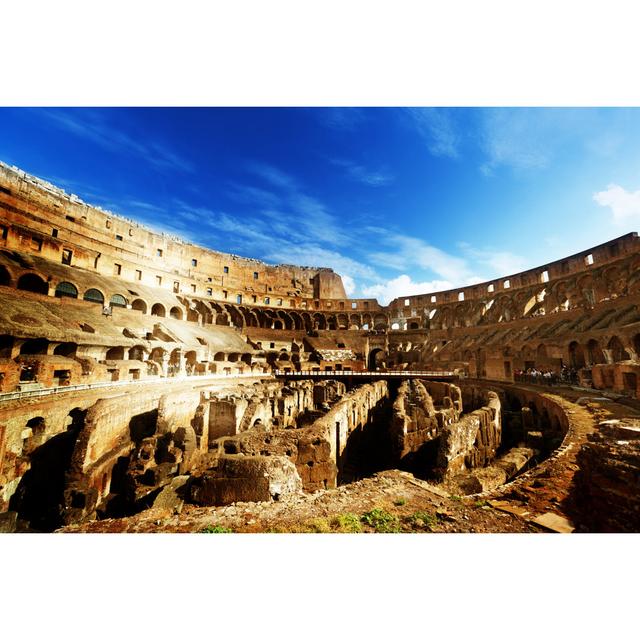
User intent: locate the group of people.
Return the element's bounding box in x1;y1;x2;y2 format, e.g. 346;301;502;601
514;365;579;386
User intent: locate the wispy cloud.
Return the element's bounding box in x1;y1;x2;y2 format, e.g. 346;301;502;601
457;241;528;276
245;162;347;246
331;158;394;186
405;108;460;159
362;230;528;304
593;183;640;223
367;231;475;283
36;108;194;173
476;108;604;176
316;107;366;131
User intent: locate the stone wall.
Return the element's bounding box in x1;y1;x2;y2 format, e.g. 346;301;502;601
574;419;640;532
191;380;389;505
436;389;501;476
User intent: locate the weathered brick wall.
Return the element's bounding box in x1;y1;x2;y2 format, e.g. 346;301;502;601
437;390;501;476
574;420;640;532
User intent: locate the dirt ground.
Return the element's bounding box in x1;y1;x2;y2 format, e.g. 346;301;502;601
59;385;639;534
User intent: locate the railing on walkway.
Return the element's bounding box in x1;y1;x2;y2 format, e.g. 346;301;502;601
274;369;459;378
0;371;273;403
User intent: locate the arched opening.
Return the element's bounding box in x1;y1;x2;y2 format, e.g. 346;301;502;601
272;320;283;330
569;341;586;368
185;350;198;374
17;273;48;295
408;322;419;330
0;265;12;286
607;336;629;362
151;303;166;317
170;306;183;320
20;338;48;355
241;353;252;365
53;342;77;357
313;313;327;330
150;347;166;368
109;294;127;308
214;352;226;362
83;288;104;305
55;281;78;299
106;346;125;360
168;349;181;375
587;339;605;365
391;322;400;330
131;298;147;314
0;334;14;359
228;353;240;363
128;346;145;361
368;348;384;371
9;408;86;531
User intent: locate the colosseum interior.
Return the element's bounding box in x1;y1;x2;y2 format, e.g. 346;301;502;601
1;160;639;534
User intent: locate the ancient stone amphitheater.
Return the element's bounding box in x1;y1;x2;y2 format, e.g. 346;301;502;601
1;161;639;533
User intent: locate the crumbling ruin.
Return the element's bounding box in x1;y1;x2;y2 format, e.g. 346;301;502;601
2;161;640;533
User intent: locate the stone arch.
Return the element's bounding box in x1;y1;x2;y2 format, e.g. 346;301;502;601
55;281;78;299
151;303;166;317
128;345;146;361
106;346;125;360
368;348;384;370
0;264;13;286
109;294;127;308
53;342;77;357
20;338;48;355
607;335;629;362
17;272;48;295
131;298;147;314
83;288;105;305
0;334;14;358
169;306;183;320
586;339;605;365
313;313;326;330
150;347;166;363
568;341;586;368
373;313;388;330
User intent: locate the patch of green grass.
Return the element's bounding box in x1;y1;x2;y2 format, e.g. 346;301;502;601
361;508;401;533
393;498;407;506
304;518;332;533
407;511;438;530
200;525;233;533
474;499;489;508
330;512;362;533
449;494;462;502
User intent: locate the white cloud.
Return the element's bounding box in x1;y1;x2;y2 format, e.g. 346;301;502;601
331;158;394;186
406;108;460;158
362;275;453;305
457;242;528;276
264;243;377;280
368;231;475;283
341;274;356;296
593;183;640;223
245;162;347;246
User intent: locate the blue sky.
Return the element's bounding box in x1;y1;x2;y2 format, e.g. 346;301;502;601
2;107;640;303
